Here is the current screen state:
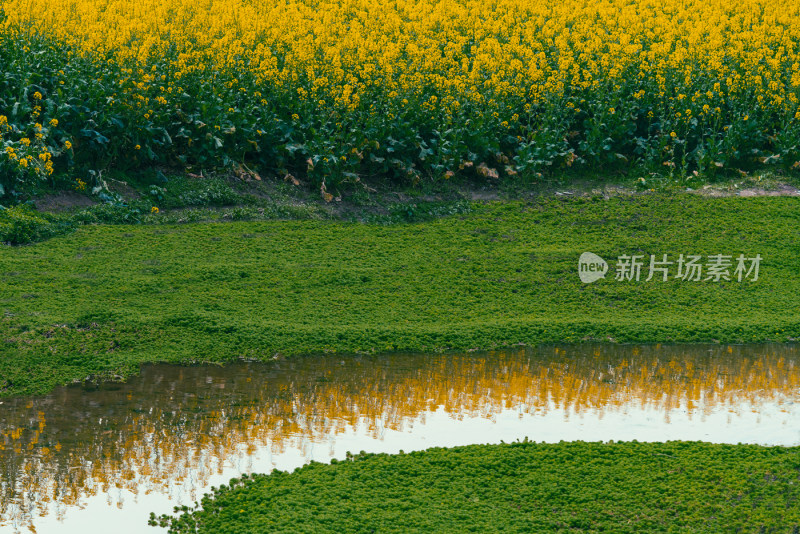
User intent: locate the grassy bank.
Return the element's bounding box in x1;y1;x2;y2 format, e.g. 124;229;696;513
150;440;800;533
1;194;799;397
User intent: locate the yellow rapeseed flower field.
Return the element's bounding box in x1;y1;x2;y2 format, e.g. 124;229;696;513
1;0;799;187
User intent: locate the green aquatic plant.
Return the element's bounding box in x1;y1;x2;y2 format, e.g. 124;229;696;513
150;440;800;533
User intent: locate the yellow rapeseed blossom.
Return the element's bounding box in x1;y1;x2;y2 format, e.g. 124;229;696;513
3;0;798;113
2;0;800;179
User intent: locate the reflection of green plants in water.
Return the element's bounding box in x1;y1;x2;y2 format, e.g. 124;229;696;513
152;440;800;533
0;344;798;530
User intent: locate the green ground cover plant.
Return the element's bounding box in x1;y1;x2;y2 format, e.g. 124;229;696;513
149;440;800;533
0;204;74;244
1;194;798;397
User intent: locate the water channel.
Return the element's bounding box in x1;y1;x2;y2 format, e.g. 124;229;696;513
1;343;798;532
